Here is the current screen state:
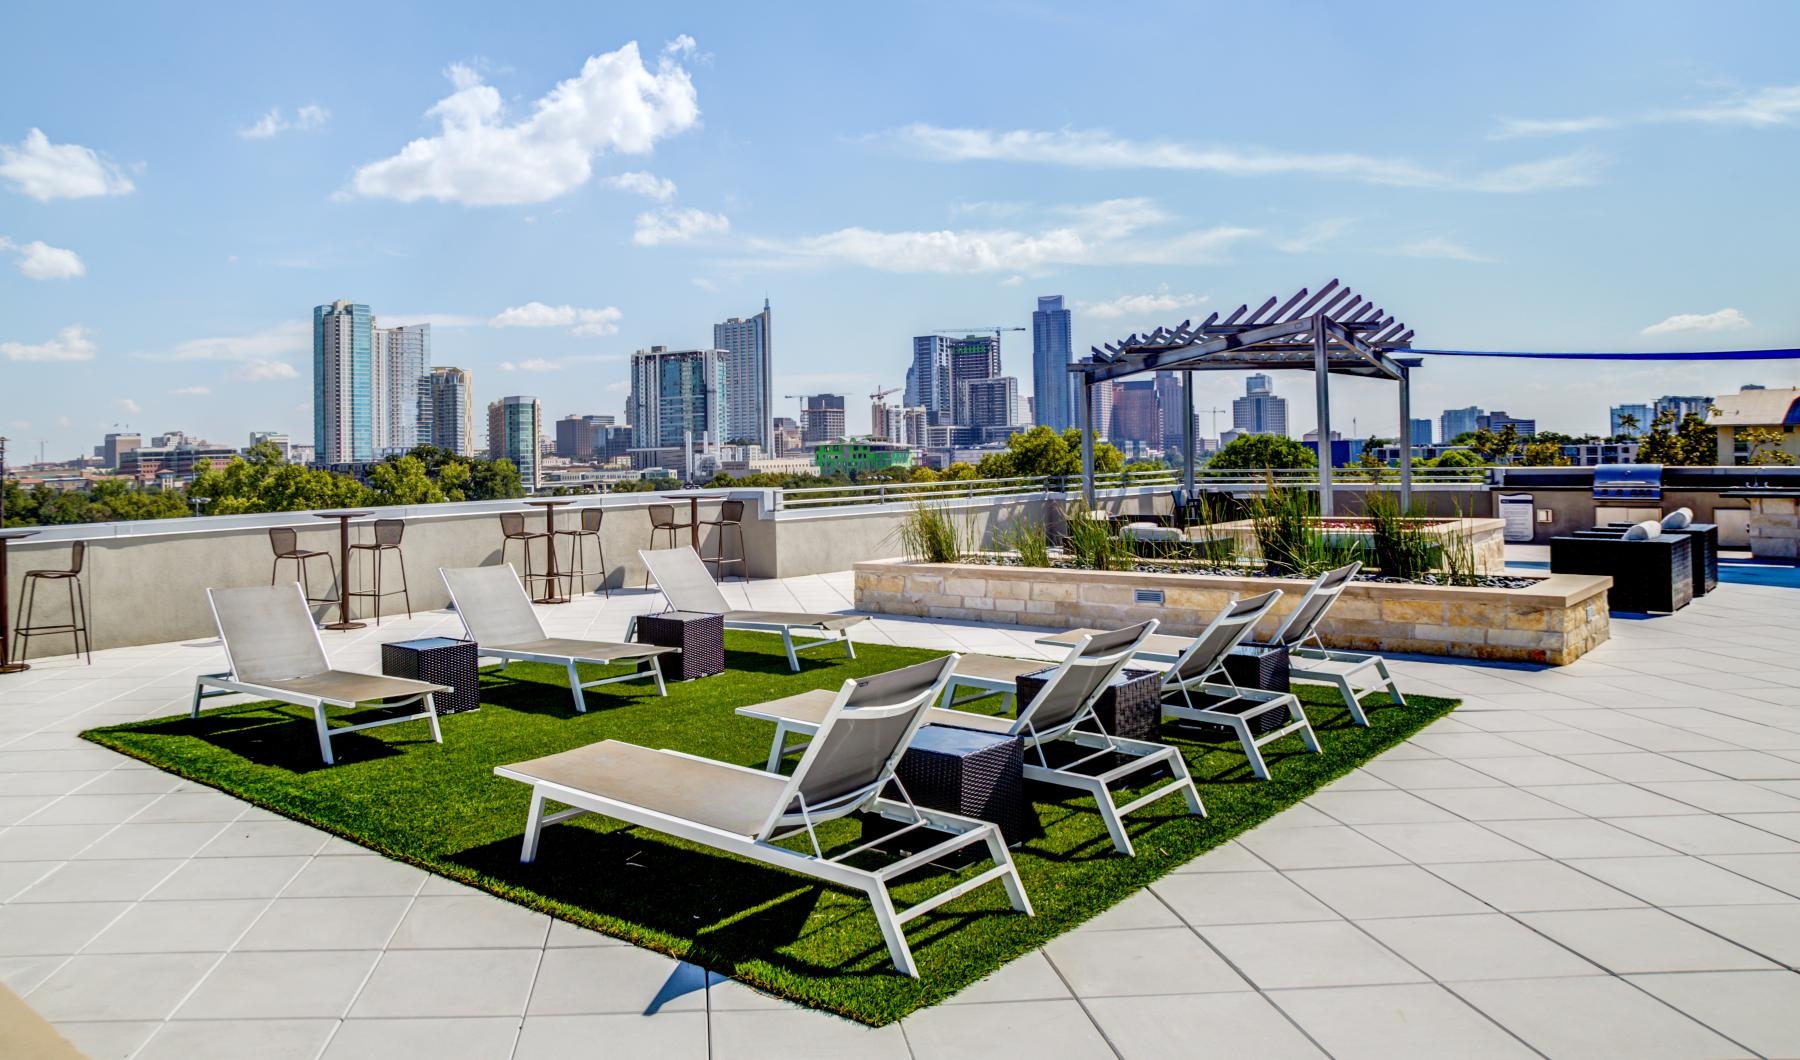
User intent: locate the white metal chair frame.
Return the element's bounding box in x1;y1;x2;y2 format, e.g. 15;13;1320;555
638;547;861;671
440;566;668;713
1157;591;1320;780
494;656;1034;977
1264;562;1406;727
190;583;443;766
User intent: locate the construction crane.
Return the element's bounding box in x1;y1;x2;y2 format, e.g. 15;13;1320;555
870;386;901;403
932;326;1025;344
1197;406;1229;437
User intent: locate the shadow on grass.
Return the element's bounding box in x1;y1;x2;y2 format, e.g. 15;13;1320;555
125;706;417;772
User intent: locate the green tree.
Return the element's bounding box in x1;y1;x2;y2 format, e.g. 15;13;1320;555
465;457;524;500
1639;408;1718;466
1614;412;1640;439
1740;426;1796;466
1519;440;1571;466
1206;433;1318;470
368;455;446;505
974;426;1124;479
1428;449;1485;469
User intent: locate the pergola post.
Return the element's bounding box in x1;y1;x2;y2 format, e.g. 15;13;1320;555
1078;377;1096;510
1312;315;1334;516
1398;363;1414;510
1181;369;1196;498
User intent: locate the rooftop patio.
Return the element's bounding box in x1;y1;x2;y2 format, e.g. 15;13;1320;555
3;555;1799;1059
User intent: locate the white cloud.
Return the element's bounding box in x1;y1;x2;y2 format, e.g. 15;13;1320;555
115;398;140;414
886;124;1604;193
235;360;300;381
169;385;211;396
489;302;623;336
1077;290;1208;320
999;274;1025;287
633;207;730;245
663;35;697;58
1276;218;1354;254
1660;84;1800;127
0;129;135;201
239;104;331;139
140;320;308;363
1392;237;1493;263
499;358;562;372
605;170;677;201
1489;116;1619;140
345;42;700;205
0;236;85;279
746;197;1255;273
690;276;718;292
2;324;97;362
1641;308;1751;336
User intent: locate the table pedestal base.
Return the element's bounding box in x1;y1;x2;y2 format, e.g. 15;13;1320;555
0;662;28;674
321;620;367;631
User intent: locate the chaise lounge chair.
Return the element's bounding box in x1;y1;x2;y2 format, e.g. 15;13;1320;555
1155;590;1320;779
1263;562;1406;726
740;622;1205;857
440;565;675;712
492;655;1033;977
637;546;866;671
191;583;446;765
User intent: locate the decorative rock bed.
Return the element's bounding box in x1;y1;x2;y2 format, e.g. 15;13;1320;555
855;557;1612;665
1200;516;1508;573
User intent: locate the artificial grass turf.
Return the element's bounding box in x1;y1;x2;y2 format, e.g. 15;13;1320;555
82;632;1456;1025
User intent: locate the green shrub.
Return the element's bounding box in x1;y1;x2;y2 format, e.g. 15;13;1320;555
994;511;1051;568
893;502;969;564
1363;492;1438;580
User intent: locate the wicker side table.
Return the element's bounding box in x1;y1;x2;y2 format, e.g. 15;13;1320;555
1224;644;1291;694
1015;667;1161;740
891;724;1026;848
380;637;479;714
633;610;725;680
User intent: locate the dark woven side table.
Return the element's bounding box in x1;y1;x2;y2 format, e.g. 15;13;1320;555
1224;644;1291;694
887;724;1026;849
633;610;725;680
381;637;479;714
1015;667;1161;740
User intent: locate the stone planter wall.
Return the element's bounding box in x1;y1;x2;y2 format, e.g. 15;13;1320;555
855;558;1612;666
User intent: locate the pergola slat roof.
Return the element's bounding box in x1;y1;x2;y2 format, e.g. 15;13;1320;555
1073;278;1421;385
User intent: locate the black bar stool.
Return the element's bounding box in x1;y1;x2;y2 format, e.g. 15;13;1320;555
269;527;338;604
700;499;747;581
499;511;552;593
13;542;91;665
348;518;412;624
644;504;693;587
554;507;610;597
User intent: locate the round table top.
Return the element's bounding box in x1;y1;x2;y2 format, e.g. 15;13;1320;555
523;498;571;507
0;528;40;541
313;510;372;519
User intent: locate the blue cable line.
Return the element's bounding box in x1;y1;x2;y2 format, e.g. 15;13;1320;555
1407;348;1800;361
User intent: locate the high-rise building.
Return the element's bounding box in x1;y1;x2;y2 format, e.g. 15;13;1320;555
801;394;847;444
314;300;374;464
901;406;929;447
910;336;954;424
1479;411;1537;437
1438;405;1484;444
1153;371;1194;453
372;323;430;455
100;432;140;469
1032;295;1073;431
872;403;905;443
248;431;291;459
629;346;727;457
1655;394;1715;423
1409;419;1434;445
1110;380;1160;446
947;334;1001;424
714;300;772;450
487;395;541;488
555;414;614;459
1610;403;1654;436
960;377;1020;432
1232;374;1289;437
423;367;476;457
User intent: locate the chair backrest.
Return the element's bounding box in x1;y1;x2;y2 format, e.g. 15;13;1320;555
65;540;85;574
580;507;604;533
763;655;958;837
439;565;547;647
1015;621;1156;738
498;511;527;537
206;583;330;684
648;504;675;528
1267;562;1360;647
718;499;745;523
372;519;405;546
1166;590;1283;686
268;526;298;556
638;547;730;613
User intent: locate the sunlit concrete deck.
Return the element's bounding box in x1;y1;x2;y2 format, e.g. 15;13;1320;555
3;565;1800;1058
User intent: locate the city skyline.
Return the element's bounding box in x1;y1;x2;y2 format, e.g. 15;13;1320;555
6;4;1800;460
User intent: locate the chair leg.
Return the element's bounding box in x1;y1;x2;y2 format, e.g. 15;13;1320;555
14;577;38;664
371;547;382;626
866;881;919;978
396;547;412;619
313;703;335;765
1376;659;1406;707
566;659;586;713
520;791;546;863
424;692;442;744
270;556;281;587
597;533;611;598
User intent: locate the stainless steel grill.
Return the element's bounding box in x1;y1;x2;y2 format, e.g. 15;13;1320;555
1593;463;1663;501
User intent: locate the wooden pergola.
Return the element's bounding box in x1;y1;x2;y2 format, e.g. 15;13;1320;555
1069;278;1423;515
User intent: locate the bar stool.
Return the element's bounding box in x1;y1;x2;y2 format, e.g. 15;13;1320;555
12;542;91;665
347;518;412;624
269;527;338;604
643;504;693;587
700;499;747;581
499;511;552;594
554;507;610;598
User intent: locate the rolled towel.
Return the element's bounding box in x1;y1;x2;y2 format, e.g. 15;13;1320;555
1660;507;1693;530
1622;520;1662;540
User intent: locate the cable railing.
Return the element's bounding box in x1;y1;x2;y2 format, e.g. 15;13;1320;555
770;465;1491;511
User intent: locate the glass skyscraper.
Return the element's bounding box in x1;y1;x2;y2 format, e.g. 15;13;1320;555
629;346;727;454
1032;295;1073;432
374;322;430;455
424;367;475;457
487;395;541;488
713;300;771;451
1232;373;1290;437
314;300;374;464
910;335;954;425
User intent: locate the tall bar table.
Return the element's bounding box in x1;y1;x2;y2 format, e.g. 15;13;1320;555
523;499;573;604
0;529;39;673
660;491;711;550
312;511;370;630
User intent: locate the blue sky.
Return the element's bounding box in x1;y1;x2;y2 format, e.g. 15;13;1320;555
4;0;1799;461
